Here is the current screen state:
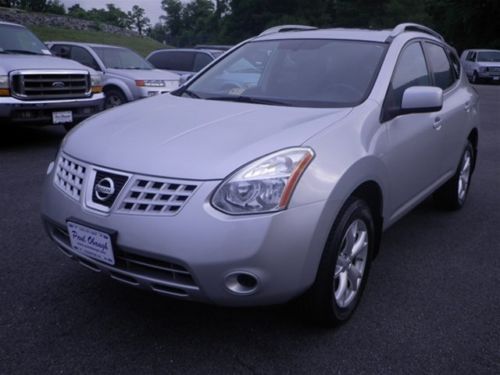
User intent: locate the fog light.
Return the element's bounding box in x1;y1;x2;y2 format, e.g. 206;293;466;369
225;272;259;295
46;161;54;175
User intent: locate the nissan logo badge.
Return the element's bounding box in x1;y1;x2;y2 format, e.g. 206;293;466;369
95;177;115;201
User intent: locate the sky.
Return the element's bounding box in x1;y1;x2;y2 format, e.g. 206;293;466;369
60;0;165;23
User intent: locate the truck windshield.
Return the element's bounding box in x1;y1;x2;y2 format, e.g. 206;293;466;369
181;39;387;108
0;24;48;55
477;51;500;62
92;46;153;70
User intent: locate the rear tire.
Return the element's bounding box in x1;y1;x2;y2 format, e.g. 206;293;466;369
434;141;474;210
304;197;375;326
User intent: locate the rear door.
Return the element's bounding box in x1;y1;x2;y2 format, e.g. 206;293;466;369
423;42;469;175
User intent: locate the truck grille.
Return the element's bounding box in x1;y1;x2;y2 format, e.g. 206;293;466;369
10;70;91;100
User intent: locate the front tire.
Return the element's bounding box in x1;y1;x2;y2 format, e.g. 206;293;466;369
434;141;474;210
104;88;127;109
471;71;480;84
305;197;375;325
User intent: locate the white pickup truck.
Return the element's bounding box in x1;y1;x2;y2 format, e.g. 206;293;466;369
0;21;104;130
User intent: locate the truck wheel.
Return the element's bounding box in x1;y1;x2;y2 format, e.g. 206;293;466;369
104;88;127;109
305;197;374;326
434;141;474;210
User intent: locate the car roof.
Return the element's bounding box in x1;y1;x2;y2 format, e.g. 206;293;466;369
254;24;444;44
47;41;127;49
0;21;24;27
149;48;219;54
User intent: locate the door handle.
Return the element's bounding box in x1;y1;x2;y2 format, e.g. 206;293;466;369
433;117;442;130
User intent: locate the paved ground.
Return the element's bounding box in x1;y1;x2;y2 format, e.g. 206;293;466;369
1;85;499;374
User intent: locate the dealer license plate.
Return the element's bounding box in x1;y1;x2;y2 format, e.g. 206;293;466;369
52;111;73;124
66;222;115;265
493;76;500;81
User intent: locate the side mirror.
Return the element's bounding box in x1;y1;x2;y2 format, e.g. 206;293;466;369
401;86;443;114
179;73;194;86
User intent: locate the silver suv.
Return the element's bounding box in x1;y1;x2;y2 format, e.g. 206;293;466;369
47;42;180;108
41;23;479;325
460;49;500;84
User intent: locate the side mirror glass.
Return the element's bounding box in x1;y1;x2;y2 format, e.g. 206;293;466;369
401;86;443;114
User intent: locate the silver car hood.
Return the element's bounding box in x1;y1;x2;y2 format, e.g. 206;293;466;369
106;68;179;81
65;94;352;179
0;55;93;75
477;61;500;68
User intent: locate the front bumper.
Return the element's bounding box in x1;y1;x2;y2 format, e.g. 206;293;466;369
41;158;328;306
477;71;500;81
0;94;105;126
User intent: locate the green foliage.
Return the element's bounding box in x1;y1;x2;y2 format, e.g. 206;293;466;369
127;5;150;35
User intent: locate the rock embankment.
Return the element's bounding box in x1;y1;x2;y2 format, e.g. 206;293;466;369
0;6;138;36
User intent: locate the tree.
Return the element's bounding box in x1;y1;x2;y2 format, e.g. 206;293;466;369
44;0;65;15
127;5;150;36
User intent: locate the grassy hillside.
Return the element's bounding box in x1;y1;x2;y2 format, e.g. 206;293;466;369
31;26;166;57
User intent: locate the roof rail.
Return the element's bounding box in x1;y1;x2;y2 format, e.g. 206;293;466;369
259;25;317;36
387;23;444;42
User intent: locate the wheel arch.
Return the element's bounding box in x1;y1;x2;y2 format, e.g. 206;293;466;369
103;81;133;102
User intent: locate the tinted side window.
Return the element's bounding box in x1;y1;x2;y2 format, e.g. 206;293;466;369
424;43;455;90
448;50;461;79
71;46;100;70
148;51;194;71
193;53;213;72
383;42;430;121
50;44;70;58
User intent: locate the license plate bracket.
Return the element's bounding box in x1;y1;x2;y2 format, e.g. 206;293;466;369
66;220;116;265
52;111;73;124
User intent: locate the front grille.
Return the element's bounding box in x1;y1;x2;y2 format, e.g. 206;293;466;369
50;223;197;289
54;155;87;201
11;71;90;100
489;67;500;73
91;170;129;208
117;177;199;215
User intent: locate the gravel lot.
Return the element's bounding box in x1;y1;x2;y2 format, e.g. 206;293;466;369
1;85;499;374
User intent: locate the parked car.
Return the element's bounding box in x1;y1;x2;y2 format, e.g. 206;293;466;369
42;23;479;325
47;42;180;108
0;22;104;130
146;48;224;76
460;49;500;84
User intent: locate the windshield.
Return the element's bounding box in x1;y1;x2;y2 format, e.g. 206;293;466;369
92;46;153;70
477;51;500;62
0;24;49;55
182;39;387;108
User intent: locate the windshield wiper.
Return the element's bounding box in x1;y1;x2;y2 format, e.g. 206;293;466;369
1;49;43;55
205;95;291;106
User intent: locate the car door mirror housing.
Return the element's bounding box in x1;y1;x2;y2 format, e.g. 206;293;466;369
179;73;194;85
401;86;443;115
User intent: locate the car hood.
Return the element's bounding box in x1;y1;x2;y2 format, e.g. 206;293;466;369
64;94;352;179
0;54;93;75
477;61;500;68
106;68;179;81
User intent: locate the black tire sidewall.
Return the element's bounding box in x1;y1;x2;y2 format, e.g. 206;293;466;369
104;89;126;108
310;198;375;323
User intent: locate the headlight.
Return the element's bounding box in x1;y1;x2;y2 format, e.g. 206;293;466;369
478;67;487;73
212;148;314;215
135;80;165;87
90;73;103;93
0;75;9;96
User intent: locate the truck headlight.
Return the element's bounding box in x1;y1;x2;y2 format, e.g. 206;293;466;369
211;148;314;215
91;73;103;93
135;80;165;88
478;67;487;73
0;75;9;96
